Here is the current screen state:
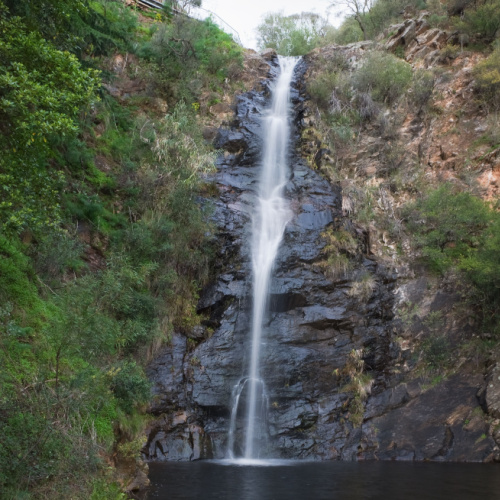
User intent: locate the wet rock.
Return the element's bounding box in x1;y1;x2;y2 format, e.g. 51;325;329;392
260;48;278;61
147;334;188;414
125;467;150;492
484;363;500;418
361;375;493;461
214;129;248;153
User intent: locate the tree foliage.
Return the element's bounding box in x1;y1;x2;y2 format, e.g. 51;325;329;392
144;16;242;102
329;0;417;41
256;11;327;55
453;0;500;42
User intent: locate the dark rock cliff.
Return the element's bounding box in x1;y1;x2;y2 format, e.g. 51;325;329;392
143;53;497;463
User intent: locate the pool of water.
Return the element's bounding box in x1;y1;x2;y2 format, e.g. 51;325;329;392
141;460;500;499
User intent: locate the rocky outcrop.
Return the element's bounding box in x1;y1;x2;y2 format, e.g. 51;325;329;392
385;12;450;65
481;360;500;419
361;374;494;461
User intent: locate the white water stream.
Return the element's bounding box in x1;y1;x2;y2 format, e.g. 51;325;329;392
228;56;299;459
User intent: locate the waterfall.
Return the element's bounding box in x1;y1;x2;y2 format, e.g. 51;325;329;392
227;56;299;460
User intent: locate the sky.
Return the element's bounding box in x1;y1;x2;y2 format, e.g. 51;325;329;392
191;0;345;51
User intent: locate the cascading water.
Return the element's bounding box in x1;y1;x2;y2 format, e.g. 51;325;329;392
227;56;299;460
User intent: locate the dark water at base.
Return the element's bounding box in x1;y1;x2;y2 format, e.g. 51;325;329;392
143;460;500;500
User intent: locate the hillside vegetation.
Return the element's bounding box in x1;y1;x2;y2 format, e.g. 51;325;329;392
0;0;242;497
298;0;500;401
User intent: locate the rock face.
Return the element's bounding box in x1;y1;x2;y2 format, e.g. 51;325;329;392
385;12;450;65
144;54;497;463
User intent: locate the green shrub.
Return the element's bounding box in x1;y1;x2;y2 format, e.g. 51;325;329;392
0;2;100;232
31;230;86;285
406;184;491;273
82;0;138;56
410;69;435;112
329;16;364;45
109;361;151;413
308;54;350;110
405;183;500;336
354;51;413;104
421;334;450;367
0;235;47;322
473;47;500;110
460;215;500;295
453;0;500;43
147;16;242;102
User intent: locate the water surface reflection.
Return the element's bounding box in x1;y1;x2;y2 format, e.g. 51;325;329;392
143;460;500;499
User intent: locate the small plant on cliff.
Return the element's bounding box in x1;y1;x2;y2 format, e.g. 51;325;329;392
348;271;376;301
316;227;358;278
338;349;373;427
406;184;491;274
421;334;450;368
307;54;350;110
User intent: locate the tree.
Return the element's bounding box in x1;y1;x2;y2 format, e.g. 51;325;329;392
256;11;328;55
0;2;100;231
167;0;202;14
329;0;374;39
329;0;406;41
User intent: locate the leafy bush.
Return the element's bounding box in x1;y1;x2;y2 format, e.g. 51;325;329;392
354;51;413;104
421;334;450;367
109;361;150;413
0;3;100;231
405;184;500;335
473;46;500;110
410;69;435;112
32;230;86;285
328;16;364;44
461;215;500;295
0;236;47;321
81;0;138;56
453;0;500;43
307;55;350;109
146;16;242;102
4;0;138;55
406;184;491;273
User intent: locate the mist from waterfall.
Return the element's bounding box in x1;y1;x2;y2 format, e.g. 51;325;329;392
227;56;299;460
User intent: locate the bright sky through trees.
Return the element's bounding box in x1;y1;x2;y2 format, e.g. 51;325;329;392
195;0;344;49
